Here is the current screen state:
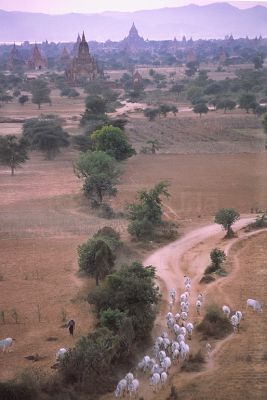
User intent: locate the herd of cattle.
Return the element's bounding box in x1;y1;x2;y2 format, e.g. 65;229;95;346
0;275;263;399
113;276;263;398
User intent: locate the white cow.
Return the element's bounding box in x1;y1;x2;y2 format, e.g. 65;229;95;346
56;348;67;361
230;314;239;333
114;379;127;398
246;299;263;313
235;310;243;323
186;322;194;339
125;372;134;384
0;338;14;352
128;379;139;398
160;371;168;387
150;373;161;392
222;305;231;318
181;311;188;323
170;288;176;302
184;276;191;286
174;313;181;323
161;356;171;373
180;343;190;360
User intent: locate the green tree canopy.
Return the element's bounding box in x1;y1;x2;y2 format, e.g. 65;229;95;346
31;79;51;109
0;135;29;175
217;99;236;113
78;238;115;285
91;125;135;161
238;93;257;113
193;102;209;117
262;112;267;134
144;108;159;121
210;248;226;269
74;151;120;204
85;95;107;115
215;208;240;238
126;181;170;239
18;95;29;106
22;118;69;159
147;139;160;154
88;261;160;340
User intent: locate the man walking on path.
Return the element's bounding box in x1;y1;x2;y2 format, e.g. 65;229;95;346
67;319;75;336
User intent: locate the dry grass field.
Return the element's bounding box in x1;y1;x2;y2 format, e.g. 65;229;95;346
0;88;266;399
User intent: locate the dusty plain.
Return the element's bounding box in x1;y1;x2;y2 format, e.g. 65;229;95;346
0;86;266;399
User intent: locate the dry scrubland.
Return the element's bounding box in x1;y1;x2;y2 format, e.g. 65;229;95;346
0;85;267;398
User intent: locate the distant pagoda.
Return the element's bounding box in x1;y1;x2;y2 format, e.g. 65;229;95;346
72;33;82;56
66;32;101;83
122;23;145;53
27;44;47;70
60;46;71;67
7;43;24;70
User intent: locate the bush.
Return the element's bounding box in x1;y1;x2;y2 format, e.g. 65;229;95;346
0;380;38;400
93;226;121;250
181;351;205;372
197;305;232;339
199;274;215;284
60;328;120;392
249;213;267;229
204;264;218;274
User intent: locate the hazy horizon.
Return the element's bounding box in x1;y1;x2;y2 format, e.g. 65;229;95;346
0;0;266;14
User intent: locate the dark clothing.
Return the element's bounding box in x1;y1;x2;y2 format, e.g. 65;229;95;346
67;319;75;336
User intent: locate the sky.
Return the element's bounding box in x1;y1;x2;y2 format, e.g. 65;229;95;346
0;0;266;14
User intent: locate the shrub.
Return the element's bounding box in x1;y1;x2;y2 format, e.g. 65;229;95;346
60;328;120;392
204;264;218;274
93;226;121;250
0;381;37;400
197;305;232;339
181;351;205;372
199;274;215;284
249;213;267;229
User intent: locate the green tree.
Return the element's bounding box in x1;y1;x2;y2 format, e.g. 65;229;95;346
147;139;160;154
0;135;29;175
31;79;51;109
18;95;29;106
78;238;115;285
74;151;120;204
22;118;69;159
262;112;267;134
215;208;240;238
60;328;120;388
193;102;209;117
88;262;160;340
144;108;159;121
100;308;128;333
91;125;135;161
159;104;172;117
126;181;170;239
85;95;107;115
209;248;226;272
253;53;264;70
217;99;236;113
239;93;256;113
